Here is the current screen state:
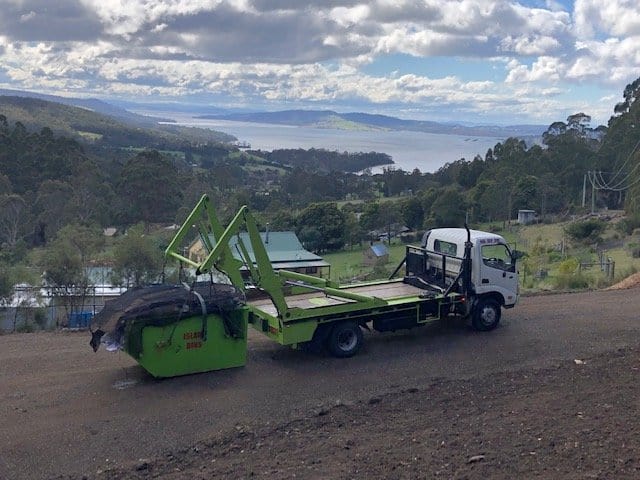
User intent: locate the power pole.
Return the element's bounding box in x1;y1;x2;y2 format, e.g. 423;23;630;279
591;173;596;214
582;172;587;207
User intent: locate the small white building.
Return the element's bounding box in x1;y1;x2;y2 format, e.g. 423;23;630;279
517;209;536;225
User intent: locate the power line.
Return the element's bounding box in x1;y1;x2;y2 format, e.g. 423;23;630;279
607;137;640;185
594;138;640;190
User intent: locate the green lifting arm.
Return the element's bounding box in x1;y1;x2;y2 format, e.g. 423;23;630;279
165;194;290;319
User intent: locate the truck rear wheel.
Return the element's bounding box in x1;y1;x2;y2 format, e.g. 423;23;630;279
472;298;501;331
327;321;363;358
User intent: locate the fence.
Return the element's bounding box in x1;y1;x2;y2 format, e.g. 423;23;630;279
579;252;615;281
0;284;125;333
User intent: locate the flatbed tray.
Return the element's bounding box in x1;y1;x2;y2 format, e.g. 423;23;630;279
247;279;435;318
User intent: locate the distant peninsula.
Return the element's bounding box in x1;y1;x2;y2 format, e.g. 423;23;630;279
196;109;545;138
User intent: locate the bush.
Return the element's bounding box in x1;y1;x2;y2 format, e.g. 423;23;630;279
34;309;48;329
558;258;579;274
547;251;563;262
616;214;640;235
554;272;589;290
565;218;606;242
16;321;35;333
616;264;639;282
627;242;640;258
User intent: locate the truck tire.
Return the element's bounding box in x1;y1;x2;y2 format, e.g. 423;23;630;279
327;321;363;358
471;298;501;331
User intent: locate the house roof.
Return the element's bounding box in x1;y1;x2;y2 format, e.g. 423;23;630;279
370;243;389;257
209;231;328;265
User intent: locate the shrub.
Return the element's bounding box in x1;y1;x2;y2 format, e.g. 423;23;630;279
627;242;640;258
558;258;579;274
34;309;47;329
554;272;589;290
565;218;606;242
547;251;563;262
16;321;35;333
616;214;640;235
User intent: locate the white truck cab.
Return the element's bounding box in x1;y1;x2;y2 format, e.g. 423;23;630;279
422;228;519;308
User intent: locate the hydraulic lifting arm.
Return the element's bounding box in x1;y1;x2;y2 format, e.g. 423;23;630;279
165;194;289;317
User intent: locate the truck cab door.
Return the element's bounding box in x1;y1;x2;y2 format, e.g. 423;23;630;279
477;244;518;306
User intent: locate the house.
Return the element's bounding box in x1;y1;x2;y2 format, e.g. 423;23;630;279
363;243;389;266
189;231;331;279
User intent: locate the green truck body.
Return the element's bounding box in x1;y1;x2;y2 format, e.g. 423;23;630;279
101;194;519;378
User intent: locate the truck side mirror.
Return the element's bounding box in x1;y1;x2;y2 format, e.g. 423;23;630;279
511;250;526;262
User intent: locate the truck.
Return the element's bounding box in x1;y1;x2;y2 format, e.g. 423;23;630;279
90;194;520;378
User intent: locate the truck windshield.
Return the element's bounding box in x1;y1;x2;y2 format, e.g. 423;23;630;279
481;244;515;272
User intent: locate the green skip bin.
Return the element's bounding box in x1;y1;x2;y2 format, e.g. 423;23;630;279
90;283;248;378
134;311;248;378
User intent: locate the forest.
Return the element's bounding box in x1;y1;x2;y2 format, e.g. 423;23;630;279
2;77;640;298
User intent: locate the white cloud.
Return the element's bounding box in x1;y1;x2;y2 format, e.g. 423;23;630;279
500;35;560;56
20;11;36;22
0;0;638;123
574;0;640;38
506;57;565;83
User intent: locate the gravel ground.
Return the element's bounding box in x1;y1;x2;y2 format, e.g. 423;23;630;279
2;288;640;479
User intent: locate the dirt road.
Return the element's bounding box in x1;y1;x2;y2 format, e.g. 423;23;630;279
2;289;640;479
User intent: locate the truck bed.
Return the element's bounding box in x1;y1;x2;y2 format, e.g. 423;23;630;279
247;279;435;318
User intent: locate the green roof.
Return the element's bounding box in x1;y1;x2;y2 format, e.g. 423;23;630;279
209;231;328;266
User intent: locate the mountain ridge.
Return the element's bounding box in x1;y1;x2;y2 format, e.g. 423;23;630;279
195;109;545;137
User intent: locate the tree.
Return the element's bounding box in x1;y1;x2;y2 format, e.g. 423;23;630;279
342;211;363;249
471;180;506;222
296;203;346;252
401;196;424;230
33;180;75;243
566;113;591;136
430;188;467;227
378;202;401;244
117;150;184;224
0;261;12;304
512;175;539;212
614;77;640;115
110;225;163;288
0;194;27;247
67;161;115;226
359;202;381;233
269;210;296;231
42;225;102;324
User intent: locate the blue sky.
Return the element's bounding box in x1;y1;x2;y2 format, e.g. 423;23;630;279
0;0;639;126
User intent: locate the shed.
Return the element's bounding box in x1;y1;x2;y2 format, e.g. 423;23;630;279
363;243;389;266
517;209;536;225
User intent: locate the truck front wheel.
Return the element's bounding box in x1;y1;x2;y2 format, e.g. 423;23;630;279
471;299;501;331
327;321;363;358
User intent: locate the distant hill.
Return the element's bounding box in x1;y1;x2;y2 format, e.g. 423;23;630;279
197;109;545;138
111;99;234;116
0;88;171;127
0;95;236;148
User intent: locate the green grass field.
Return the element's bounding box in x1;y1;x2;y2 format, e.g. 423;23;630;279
322;216;638;292
323;241;407;282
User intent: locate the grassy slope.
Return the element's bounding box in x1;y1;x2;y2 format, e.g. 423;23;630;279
323;241;406;282
323;216;638;291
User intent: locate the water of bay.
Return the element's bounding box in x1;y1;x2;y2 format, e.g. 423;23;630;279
165;114;505;174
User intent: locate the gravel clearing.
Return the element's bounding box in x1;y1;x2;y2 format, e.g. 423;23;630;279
2;288;640;479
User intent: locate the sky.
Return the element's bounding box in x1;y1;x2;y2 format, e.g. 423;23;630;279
0;0;639;126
